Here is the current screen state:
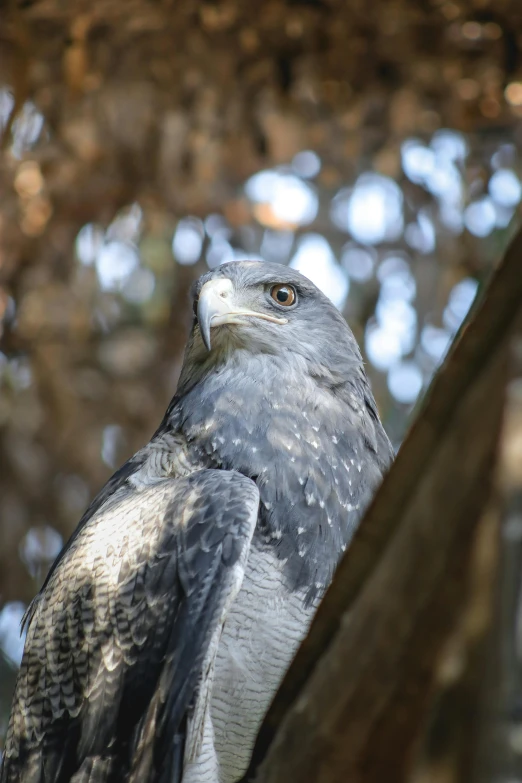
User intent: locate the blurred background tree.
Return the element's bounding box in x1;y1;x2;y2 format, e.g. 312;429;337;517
1;0;522;758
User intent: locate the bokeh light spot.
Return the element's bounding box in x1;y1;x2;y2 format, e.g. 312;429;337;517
246;169;318;227
443;277;479;331
430;129;468;162
0;602;26;667
290;234;349;309
292;150;321;179
464;197;496;237
388;361;423;404
76;223;105;266
173;217;204;265
365;321;403;371
489;169;522;207
96;242;140;291
505;82;522;106
376;298;417;354
331;174;403;244
401;140;435;185
341;244;375;283
421;324;452;364
20;526;63;579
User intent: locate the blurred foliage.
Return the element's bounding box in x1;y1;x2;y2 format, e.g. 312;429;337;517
1;0;522;748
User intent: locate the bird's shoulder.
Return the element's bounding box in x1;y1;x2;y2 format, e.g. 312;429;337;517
22;427;201;628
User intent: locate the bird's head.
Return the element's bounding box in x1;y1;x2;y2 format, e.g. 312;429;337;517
177;260;364;393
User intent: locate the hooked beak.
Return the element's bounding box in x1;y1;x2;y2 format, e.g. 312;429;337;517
197;278;288;351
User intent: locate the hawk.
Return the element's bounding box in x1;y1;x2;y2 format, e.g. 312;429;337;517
1;260;393;783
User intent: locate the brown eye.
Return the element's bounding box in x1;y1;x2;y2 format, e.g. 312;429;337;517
270;284;296;307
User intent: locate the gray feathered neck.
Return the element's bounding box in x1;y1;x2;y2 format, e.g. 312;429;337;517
161;344;392;603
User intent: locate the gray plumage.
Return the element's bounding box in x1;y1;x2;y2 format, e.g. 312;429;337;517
1;261;393;783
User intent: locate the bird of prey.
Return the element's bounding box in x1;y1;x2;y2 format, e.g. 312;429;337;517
1;260;393;783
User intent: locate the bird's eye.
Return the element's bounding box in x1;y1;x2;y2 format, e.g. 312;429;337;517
270;284;297;307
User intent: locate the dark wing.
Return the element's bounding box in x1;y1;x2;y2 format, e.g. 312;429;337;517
1;469;259;783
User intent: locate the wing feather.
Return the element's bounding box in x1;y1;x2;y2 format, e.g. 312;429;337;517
1;469;259;783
